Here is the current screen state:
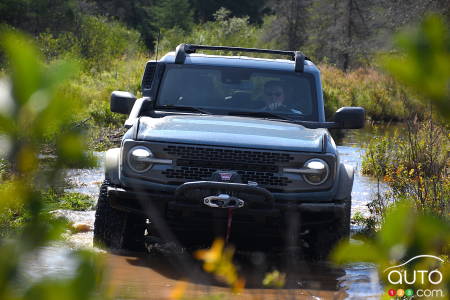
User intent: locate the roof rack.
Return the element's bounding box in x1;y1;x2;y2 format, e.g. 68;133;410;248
174;44;308;73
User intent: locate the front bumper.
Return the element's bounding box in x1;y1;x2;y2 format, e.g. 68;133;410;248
107;181;346;231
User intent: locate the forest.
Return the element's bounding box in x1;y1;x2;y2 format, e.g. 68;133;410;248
2;0;449;68
1;0;449;127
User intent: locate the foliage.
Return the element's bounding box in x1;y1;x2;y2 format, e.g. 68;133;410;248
352;211;377;236
0;0;79;35
262;270;286;288
194;238;245;293
361;119;449;218
57;52;145;150
189;0;269;24
159;8;266;54
261;0;309;50
42;190;95;211
0;181;28;237
321;65;424;121
0;159;8;181
36;15;143;72
381;15;450;121
153;0;194;33
350;15;450;224
332;201;450;299
0;32;105;300
333;15;450;299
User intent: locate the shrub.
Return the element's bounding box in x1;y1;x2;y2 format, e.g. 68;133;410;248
36;15;144;72
361;119;449;218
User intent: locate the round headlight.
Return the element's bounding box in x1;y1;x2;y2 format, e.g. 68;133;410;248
303;158;329;185
127;146;153;173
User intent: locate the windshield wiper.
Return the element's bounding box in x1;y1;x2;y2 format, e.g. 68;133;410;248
157;105;212;114
228;111;337;129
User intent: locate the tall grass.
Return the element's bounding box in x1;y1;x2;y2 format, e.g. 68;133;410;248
320;65;425;121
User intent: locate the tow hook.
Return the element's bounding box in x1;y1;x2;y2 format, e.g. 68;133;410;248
203;194;244;208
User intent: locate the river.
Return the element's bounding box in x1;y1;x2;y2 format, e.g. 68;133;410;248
20;125;397;299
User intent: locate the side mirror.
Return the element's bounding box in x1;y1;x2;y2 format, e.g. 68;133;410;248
110;91;137;114
334;107;365;129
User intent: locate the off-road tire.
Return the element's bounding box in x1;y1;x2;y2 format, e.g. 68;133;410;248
309;197;351;260
94;181;146;251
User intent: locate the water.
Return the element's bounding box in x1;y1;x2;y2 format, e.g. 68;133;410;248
24;126;399;299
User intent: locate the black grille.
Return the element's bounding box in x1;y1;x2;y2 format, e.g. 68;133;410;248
163;167;290;186
163;145;294;164
161;145;295;187
177;159;278;173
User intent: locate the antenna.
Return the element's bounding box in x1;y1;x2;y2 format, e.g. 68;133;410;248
155;29;161;61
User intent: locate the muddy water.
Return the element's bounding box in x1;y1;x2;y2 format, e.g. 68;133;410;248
22;126;397;299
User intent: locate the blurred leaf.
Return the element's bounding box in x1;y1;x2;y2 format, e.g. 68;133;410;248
0;31;104;300
331;239;384;266
332;200;450;292
262;270;286;288
195;239;245;293
2;33;42;106
378;201;415;260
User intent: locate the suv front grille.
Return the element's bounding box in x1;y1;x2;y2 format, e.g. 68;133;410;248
163;145;294;164
161;145;294;187
163;167;290;187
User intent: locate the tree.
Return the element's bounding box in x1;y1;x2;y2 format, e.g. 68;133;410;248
189;0;269;24
0;0;78;35
306;0;374;70
262;0;311;50
305;0;450;70
154;0;194;32
85;0;158;49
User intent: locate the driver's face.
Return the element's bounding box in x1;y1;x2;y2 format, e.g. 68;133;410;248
264;86;284;104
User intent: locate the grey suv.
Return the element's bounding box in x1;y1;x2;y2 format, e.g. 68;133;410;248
94;44;365;258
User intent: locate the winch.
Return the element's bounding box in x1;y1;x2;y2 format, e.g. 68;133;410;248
203;194;245;209
203;193;245;243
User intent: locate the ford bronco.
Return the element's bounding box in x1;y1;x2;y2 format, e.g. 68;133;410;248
93;44;365;258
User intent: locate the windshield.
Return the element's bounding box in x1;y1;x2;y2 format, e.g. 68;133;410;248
156;64;318;121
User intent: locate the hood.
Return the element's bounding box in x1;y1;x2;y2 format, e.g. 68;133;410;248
137;115;327;152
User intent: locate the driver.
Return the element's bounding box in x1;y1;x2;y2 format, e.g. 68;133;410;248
262;80;303;114
263;81;286;111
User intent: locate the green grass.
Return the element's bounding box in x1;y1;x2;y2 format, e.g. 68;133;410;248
42;190;95;211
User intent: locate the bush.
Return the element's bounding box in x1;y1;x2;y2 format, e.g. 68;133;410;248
361;119;449;218
78;15;143;70
36;15;144;72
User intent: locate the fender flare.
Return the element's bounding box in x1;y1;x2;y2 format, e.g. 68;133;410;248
104;148;121;185
335;163;354;200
